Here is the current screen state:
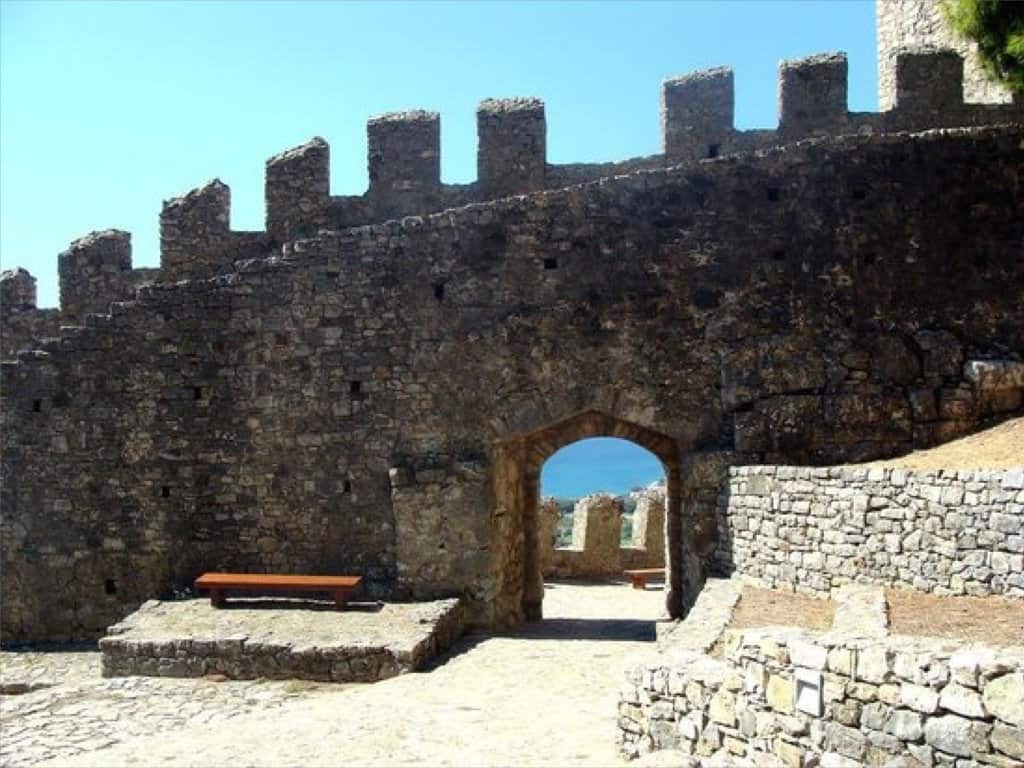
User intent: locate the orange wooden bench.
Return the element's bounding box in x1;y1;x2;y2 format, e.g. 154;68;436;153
194;573;361;609
624;568;665;590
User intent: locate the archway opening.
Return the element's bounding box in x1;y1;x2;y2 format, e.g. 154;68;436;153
540;437;667;576
488;410;683;630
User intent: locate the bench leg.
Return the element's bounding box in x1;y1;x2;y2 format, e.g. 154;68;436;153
334;590;348;610
631;576;645;590
210;589;226;608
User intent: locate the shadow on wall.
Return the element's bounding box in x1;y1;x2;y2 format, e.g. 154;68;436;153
711;479;737;579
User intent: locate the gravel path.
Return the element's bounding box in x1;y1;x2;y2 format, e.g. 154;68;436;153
2;581;667;767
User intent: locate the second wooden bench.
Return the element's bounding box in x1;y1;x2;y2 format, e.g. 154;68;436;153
623;568;665;590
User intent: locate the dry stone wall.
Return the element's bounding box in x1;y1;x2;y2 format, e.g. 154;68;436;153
621;626;1024;765
2;113;1023;640
716;466;1024;599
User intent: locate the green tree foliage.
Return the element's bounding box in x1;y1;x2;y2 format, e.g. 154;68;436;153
943;0;1024;93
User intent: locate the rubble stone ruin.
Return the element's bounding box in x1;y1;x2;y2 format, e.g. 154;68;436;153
1;0;1023;645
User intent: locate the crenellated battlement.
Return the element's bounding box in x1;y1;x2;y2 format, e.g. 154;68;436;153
477;98;546;198
777;52;848;136
265;137;331;241
662;49;1022;161
1;268;37;313
367;110;442;220
3;47;1022;350
147;48;1023;284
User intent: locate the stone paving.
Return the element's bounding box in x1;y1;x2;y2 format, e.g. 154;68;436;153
1;581;668;767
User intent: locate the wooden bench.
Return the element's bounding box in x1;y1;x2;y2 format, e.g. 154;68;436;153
194;573;361;610
624;568;665;590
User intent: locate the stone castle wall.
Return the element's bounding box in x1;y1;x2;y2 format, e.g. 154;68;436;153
877;0;1018;110
716;465;1024;599
2;34;1024;642
2;121;1022;643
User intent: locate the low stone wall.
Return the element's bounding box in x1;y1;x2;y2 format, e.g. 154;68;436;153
716;466;1024;598
100;597;464;683
621;628;1024;765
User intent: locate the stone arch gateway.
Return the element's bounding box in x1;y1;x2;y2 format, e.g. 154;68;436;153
494;410;682;624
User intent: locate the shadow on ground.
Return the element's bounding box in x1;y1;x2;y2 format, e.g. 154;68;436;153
212;598;385;613
512;618;657;642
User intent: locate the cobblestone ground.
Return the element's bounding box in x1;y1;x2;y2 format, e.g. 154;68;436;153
1;581;667;767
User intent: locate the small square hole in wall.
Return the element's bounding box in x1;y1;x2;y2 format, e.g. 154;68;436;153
343;480;352;494
433;282;445;301
31;399;42;413
161;486;171;498
543;257;558;270
852;188;867;201
862;252;877;266
193;387;203;401
104;579;118;596
350;381;361;395
766;187;781;202
707;143;720;159
771;249;786;261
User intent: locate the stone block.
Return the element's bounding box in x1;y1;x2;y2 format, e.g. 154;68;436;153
709;689;737;727
791;641;828;670
901;683;940;714
924;714;988;758
983;673;1024;727
767;674;795;715
990;722;1024;761
963;360;1024;391
824;721;867;760
774;739;804;768
940;683;986;719
884;708;924;741
859;647;893;684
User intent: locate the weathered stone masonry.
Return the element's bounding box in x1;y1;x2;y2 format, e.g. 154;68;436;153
2;44;1023;642
717;466;1024;599
621;622;1024;764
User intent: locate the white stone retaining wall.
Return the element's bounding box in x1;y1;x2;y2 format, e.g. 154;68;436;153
620;628;1024;764
715;467;1024;599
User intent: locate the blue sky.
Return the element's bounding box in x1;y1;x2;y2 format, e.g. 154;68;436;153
1;1;877;309
541;438;664;498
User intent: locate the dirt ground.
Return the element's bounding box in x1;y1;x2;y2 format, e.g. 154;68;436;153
887;589;1024;646
727;586;835;632
861;416;1024;470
